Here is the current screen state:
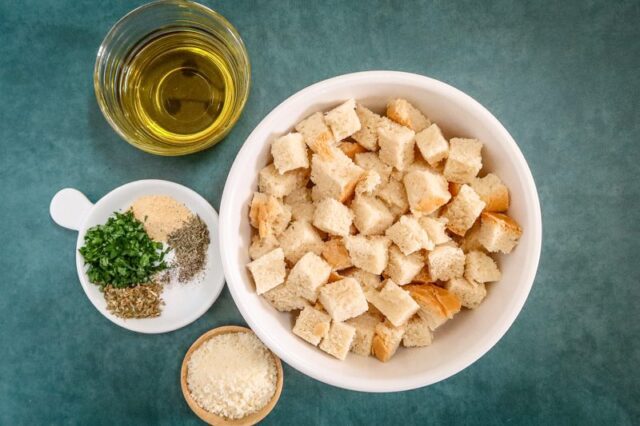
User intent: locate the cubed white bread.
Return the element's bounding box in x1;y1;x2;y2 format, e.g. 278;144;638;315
288;200;315;222
249;192;291;238
318;278;369;322
262;279;307;312
384;245;425;285
403;168;451;215
247;248;286;295
478;212;523;254
347;312;383;356
470;173;510;212
465;250;501;283
375;178;410;217
310;149;365;202
312;198;354;237
365;279;420;327
427;245;465;281
249;234;280;260
354;152;393;182
405;283;462;330
324;99;362;141
259;163;309;198
371;320;406;362
278;220;325;264
443;138;483;184
321;237;353;270
319;321;356;360
386;99;431;132
338;141;368;160
445;277;487;309
402;316;434;347
350;194;395;236
352;104;387;150
418;216;451;245
344;235;391;275
271;132;309;174
294;111;335;157
385;215;434;255
416;123;449;167
355;170;381;195
440;184;486;236
287;252;332;302
459;221;484;252
378;122;416;171
342;267;383;291
292;306;331;346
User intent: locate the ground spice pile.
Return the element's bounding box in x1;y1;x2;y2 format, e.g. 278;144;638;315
167;215;210;282
131;195;192;242
103;283;164;318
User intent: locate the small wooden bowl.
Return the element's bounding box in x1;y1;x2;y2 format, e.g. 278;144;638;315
181;326;283;426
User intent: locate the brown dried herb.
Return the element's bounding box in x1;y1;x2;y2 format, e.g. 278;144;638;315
167;215;210;282
103;283;164;318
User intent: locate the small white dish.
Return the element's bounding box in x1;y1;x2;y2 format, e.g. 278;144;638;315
50;179;225;334
219;71;542;392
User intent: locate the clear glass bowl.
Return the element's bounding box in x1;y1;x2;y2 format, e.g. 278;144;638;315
94;0;250;156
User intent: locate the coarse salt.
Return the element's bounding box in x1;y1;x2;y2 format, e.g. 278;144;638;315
186;332;277;420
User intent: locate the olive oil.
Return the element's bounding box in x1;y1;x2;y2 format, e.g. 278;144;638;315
120;31;236;145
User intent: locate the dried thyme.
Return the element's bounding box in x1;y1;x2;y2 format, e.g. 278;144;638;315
103;283;164;318
167;215;210;282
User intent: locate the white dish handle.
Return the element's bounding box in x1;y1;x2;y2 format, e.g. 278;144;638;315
50;188;94;231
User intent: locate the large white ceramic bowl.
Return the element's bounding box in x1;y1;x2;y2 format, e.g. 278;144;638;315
219;71;542;392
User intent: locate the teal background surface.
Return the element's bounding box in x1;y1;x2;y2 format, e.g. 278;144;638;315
1;0;638;424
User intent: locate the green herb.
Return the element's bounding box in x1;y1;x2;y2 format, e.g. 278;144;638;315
79;211;168;288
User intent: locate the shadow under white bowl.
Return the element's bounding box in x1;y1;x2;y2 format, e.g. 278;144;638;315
50;180;225;334
219;71;542;392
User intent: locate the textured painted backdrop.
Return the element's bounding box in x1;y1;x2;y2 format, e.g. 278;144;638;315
0;0;638;424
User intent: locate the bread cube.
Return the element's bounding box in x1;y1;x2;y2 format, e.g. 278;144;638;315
416;123;449;167
352;104;387;150
284;187;311;205
405;283;461;330
321;237;353;271
262;280;307;312
441;185;485;236
313;198;353;237
247;248;286;295
271;132;309;174
259;163;309;198
344;235;391;275
249;192;291;238
459;221;484;253
375;178;409;217
249;234;280;260
292;306;331;346
403;168;451;215
386;99;431;132
365;279;420;327
372;320;406;362
354;152;393;182
343;268;383;291
384;245;425;285
338;141;367;160
378;122;416;171
278;220;324;264
418;216;451;245
310;149;364;202
287;252;332;302
402;316;434;347
465;250;501;283
385;215;434;255
351;194;395;235
443;138;483;184
427;245;465;281
324;99;362;141
318;278;369;322
347;312;382;356
478;212;522;254
319;321;356;360
295;111;335;156
355;170;381;195
445;277;487;309
470;173;510;212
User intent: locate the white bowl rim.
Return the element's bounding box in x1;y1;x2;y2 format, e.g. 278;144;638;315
219;71;542;392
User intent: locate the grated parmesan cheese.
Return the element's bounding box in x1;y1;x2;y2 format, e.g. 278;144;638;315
186;332;277;420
